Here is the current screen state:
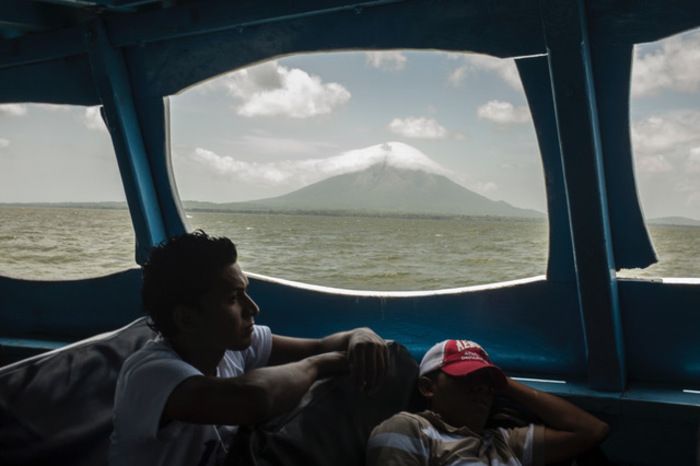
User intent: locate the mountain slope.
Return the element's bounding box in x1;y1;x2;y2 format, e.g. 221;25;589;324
208;163;543;218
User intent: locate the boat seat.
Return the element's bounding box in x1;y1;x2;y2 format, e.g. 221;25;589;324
0;317;156;466
0;318;421;466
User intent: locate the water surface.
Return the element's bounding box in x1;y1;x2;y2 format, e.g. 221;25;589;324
0;206;697;290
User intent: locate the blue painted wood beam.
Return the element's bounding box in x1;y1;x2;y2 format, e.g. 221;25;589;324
517;56;576;283
589;43;656;270
85;19;166;263
128;94;186;238
541;0;625;391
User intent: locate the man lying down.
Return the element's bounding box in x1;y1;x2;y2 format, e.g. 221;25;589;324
367;339;609;466
109;230;389;466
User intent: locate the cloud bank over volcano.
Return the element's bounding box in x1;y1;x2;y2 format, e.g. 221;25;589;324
192;141;453;190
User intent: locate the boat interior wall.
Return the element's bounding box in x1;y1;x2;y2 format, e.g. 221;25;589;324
249;276;587;379
618;280;700;387
2;1;700;464
0;270;143;361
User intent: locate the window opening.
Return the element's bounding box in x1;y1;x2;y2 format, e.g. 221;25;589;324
618;27;700;280
0;104;135;280
170;51;548;290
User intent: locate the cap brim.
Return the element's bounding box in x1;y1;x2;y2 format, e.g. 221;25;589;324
441;361;507;388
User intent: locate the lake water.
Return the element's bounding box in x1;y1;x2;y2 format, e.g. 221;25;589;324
0;206;698;290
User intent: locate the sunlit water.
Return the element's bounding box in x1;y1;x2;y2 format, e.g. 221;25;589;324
0;206;698;290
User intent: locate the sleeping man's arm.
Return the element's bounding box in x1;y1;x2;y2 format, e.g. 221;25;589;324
163;351;348;426
503;378;609;464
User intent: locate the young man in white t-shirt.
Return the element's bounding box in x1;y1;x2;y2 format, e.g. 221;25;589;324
367;339;609;466
109;230;388;466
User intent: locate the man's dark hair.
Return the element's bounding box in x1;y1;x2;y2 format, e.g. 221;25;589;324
141;230;237;338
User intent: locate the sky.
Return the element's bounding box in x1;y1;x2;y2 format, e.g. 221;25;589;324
0;28;699;219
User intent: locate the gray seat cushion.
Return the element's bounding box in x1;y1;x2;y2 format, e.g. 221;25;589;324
0;318;155;466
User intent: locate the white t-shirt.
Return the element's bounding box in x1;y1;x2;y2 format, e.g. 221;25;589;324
109;325;273;466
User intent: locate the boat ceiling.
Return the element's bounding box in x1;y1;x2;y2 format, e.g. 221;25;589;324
2;0;699;44
0;0;698;104
0;0;172;40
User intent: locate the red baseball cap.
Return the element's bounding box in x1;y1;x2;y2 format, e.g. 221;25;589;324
419;339;506;388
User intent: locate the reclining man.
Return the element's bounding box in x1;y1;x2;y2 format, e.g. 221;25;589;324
109;230;388;466
367;339;609;466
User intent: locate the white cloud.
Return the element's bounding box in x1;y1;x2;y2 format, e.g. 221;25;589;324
473;181;499;195
0;138;9;148
686;147;700;173
30;103;72;112
191;141;451;189
631;111;700;211
448;54;522;90
685;191;700;207
672;179;700;209
388;117;448;139
631;111;700;156
637;154;674;174
234;134;339;158
477;100;531;124
224;61;350;118
365;51;407;71
0;104;27;116
632;30;700;97
83;106;108;132
448;66;469;87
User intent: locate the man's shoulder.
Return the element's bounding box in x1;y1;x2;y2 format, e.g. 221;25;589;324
119;337;194;382
123;337;174;364
371;411;431;436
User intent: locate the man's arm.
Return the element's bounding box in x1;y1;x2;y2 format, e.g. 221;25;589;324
163;351;347;426
269;328;388;390
503;378;609;464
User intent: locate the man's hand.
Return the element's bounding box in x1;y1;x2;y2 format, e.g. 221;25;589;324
347;328;388;392
269;328;389;391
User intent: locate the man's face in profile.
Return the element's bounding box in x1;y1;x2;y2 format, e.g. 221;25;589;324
192;263;260;351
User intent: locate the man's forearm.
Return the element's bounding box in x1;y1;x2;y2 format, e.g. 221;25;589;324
504;378;608;438
318;329;355;352
231;352;347;423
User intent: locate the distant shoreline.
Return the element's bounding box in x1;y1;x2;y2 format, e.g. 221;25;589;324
0;202;128;210
1;202;698;226
0;203;546;222
186;207;548;222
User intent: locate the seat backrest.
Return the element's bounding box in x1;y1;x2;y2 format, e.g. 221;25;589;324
0;317;155;466
227;341;419;466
